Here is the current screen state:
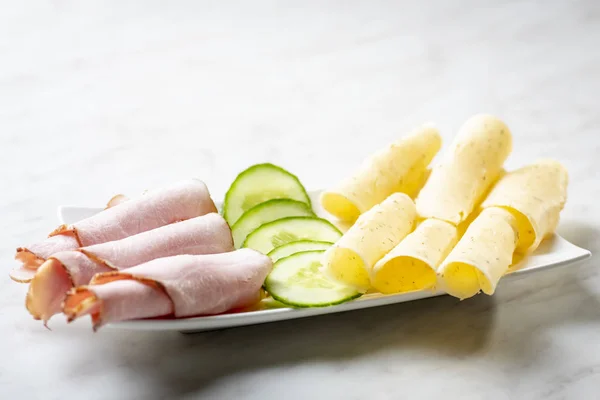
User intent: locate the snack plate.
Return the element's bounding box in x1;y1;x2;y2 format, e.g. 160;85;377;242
58;191;591;333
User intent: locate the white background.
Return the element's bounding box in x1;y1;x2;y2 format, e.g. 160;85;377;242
1;1;599;399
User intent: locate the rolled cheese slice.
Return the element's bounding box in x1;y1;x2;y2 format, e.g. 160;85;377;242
481;159;568;254
323;193;416;291
321;124;441;222
416;114;512;225
371;218;458;294
437;207;518;300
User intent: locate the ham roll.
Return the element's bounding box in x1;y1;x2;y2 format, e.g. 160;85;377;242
11;179;217;282
63;249;273;330
26;213;233;324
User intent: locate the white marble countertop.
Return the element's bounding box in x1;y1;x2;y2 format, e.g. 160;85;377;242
1;1;599;399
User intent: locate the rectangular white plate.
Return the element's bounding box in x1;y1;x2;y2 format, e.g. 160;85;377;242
58;191;591;333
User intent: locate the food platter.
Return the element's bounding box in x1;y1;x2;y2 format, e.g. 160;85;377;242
58;191;591;333
13;115;591;332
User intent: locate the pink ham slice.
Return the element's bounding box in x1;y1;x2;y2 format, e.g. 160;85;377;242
11;235;80;283
26;213;233;324
63;249;272;330
11;179;217;282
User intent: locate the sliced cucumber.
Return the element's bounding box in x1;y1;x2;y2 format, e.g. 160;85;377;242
232;199;314;248
267;240;334;262
243;216;342;255
223;163;311;225
265;250;362;307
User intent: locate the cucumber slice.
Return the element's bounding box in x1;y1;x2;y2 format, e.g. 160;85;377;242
265;250;362;307
223;163;311;225
232;199;314;248
243;216;342;255
267;240;334;262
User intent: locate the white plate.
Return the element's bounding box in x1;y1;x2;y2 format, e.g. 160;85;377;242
58;191;591;333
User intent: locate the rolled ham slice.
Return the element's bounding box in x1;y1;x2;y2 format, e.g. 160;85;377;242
26;213;233;324
10;236;75;282
63;249;273;330
11;179;217;281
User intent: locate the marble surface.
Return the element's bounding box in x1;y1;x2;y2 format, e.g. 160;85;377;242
1;1;599;399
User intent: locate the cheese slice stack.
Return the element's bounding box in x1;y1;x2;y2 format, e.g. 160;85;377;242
320;124;441;222
322;114;568;300
371;114;513;294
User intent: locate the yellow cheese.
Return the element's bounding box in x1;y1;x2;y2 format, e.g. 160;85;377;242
416;114;512;225
437;207;518;299
481;159;568;254
371;218;458;294
321;124;441;222
323;193;416;291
